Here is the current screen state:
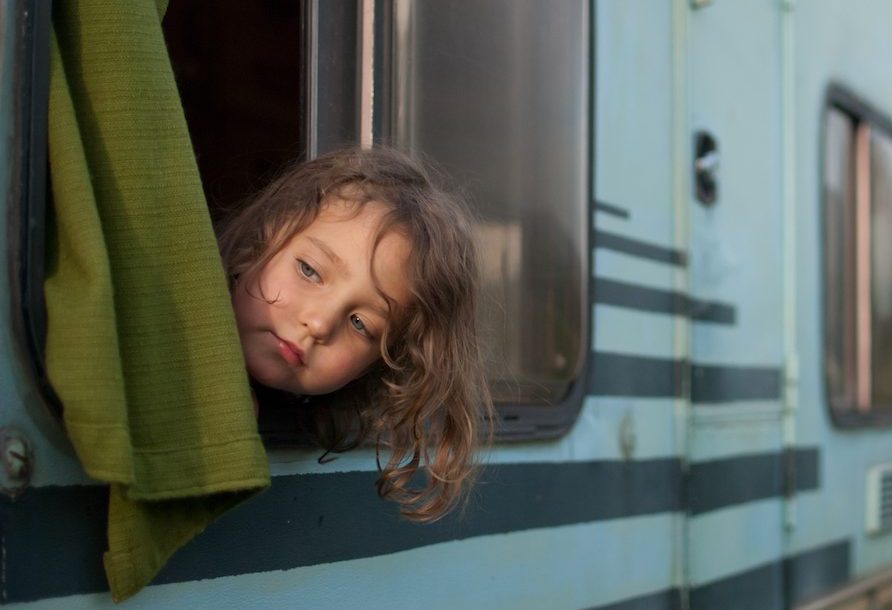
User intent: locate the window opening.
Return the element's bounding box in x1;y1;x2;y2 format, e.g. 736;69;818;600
824;87;892;424
162;0;305;218
164;0;592;441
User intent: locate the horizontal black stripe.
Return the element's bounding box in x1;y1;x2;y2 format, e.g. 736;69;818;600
690;540;851;610
589;352;685;397
689;448;820;515
3;449;830;603
589;352;782;402
595;200;631;219
595;230;687;267
784;540;851;607
793;448;820;492
691;301;737;324
594;278;736;324
589;540;850;610
2;459;683;602
586;589;681;610
691;364;782;403
1;482;110;600
691;560;784;610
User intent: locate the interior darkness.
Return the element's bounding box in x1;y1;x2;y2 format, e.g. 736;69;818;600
163;1;310;441
162;0;305;220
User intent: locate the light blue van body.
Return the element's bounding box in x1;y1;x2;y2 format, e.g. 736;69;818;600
4;1;892;608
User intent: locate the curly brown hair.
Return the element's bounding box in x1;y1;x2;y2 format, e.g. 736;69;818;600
216;147;494;522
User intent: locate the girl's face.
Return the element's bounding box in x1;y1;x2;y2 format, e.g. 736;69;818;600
232;198;412;395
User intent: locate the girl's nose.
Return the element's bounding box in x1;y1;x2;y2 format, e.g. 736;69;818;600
302;307;336;342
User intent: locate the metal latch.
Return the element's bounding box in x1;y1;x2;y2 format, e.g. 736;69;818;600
694;131;720;206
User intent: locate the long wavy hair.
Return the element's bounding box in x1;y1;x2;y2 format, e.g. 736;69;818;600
217;147;494;522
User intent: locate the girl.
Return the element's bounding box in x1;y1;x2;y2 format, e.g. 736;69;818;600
216;147;494;523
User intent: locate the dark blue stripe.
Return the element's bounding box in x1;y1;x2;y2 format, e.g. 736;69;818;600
690;540;851;610
586;589;681;610
691;561;784;610
793;449;820;493
689;449;820;515
595;200;631;219
595;230;687;266
588;353;783;402
588;352;684;398
1;459;683;602
160;459;684;585
784;540;851;607
691;364;782;403
2;449;831;603
593;278;736;324
0;482;109;600
587;539;850;610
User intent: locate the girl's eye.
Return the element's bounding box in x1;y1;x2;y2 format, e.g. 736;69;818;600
350;314;371;338
297;259;320;282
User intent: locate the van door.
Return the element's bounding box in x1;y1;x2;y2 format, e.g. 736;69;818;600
685;2;789;609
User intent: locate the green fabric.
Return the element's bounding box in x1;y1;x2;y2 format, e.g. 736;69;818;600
45;0;270;601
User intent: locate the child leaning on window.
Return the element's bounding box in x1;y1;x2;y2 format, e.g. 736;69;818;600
215;147;494;522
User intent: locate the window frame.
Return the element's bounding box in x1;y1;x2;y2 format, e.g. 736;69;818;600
823;83;892;428
5;0;65;429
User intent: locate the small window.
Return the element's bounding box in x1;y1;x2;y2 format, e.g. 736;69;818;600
824;86;892;423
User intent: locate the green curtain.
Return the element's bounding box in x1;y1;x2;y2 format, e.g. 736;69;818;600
45;0;270;601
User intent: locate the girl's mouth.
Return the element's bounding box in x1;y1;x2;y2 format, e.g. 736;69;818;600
273;334;305;367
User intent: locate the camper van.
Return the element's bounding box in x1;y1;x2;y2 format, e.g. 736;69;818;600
5;1;892;608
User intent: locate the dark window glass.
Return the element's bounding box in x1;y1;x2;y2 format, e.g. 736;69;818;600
388;0;590;405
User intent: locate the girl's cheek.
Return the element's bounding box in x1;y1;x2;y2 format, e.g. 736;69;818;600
231;288;252;325
332;350;367;380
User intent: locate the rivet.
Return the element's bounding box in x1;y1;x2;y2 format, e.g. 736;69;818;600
1;426;34;498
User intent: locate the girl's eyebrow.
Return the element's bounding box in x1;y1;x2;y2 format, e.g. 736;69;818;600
306;236;347;274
